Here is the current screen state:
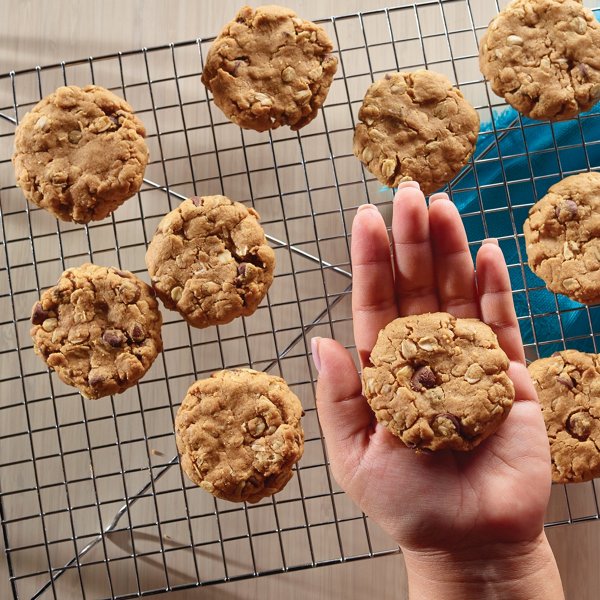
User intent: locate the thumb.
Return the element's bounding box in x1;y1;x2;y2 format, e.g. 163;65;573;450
312;337;372;486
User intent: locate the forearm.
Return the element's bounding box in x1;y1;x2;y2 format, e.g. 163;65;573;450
402;533;564;600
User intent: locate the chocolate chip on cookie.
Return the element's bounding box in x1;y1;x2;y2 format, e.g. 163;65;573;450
145;195;275;328
175;369;304;503
353;70;480;195
528;350;600;483
362;312;514;452
13;85;149;223
201;5;338;131
524;172;600;305
30;264;163;399
479;0;600;121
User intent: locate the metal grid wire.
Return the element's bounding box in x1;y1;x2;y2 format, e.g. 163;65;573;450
1;0;600;598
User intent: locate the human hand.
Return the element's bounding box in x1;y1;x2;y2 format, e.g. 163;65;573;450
312;183;563;598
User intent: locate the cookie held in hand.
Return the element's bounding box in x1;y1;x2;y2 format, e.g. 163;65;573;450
362;312;514;452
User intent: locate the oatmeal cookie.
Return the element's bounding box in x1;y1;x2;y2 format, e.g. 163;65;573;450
30;263;162;399
13;85;149;223
528;350;600;483
479;0;600;121
362;312;514;452
145;196;275;328
175;368;304;503
201;5;338;131
524;171;600;305
353;71;480;195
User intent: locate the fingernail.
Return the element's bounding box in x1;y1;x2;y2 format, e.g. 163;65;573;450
429;192;449;204
311;337;322;373
357;203;378;213
397;181;420;190
483;238;499;246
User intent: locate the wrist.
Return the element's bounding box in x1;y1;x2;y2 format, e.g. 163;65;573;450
402;533;564;600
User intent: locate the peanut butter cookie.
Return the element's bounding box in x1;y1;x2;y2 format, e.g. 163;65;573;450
13;85;149;223
524;172;600;305
353;71;480;195
145;196;275;328
528;350;600;483
201;5;338;131
362;312;514;452
30;264;162;399
175;369;304;503
479;0;600;121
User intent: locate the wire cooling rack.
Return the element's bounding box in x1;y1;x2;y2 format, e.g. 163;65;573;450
1;1;600;598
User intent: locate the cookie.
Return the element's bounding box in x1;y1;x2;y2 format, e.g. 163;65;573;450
12;85;149;223
479;0;600;121
30;263;162;399
201;5;338;131
145;196;275;328
352;70;480;195
362;312;514;452
523;172;600;305
528;350;600;483
175;369;304;503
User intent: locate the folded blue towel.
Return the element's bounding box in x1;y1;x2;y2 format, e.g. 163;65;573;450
454;99;600;357
381;102;600;358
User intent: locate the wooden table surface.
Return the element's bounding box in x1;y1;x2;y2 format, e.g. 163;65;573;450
1;1;599;599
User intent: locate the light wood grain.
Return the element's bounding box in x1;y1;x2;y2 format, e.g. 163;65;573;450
1;1;599;599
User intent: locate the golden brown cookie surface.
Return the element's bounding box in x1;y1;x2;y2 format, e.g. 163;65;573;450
30;263;162;399
13;85;148;223
362;312;514;452
528;350;600;483
175;369;304;503
479;0;600;121
201;5;338;131
524;172;600;305
353;71;479;195
145;196;275;328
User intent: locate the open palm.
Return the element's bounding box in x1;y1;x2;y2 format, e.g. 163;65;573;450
314;183;552;554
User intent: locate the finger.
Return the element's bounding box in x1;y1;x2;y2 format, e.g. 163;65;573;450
313;337;372;485
429;195;478;318
476;241;526;365
392;183;439;316
351;204;397;366
508;361;539;403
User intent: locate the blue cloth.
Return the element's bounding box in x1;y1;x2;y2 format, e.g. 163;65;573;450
380;104;600;358
459;103;600;357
